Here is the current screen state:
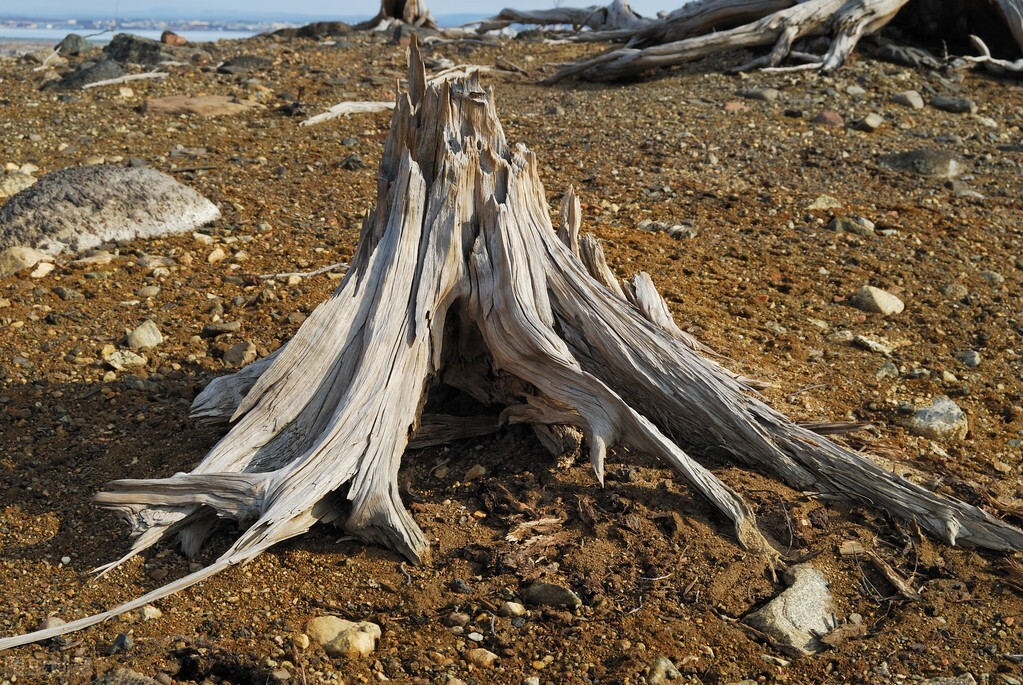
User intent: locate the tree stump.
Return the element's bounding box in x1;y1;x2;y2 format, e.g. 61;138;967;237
355;0;439;31
3;38;1022;651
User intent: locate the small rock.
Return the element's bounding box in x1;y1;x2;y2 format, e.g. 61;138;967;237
95;668;158;685
826;330;854;344
941;370;959;383
56;33;92;56
341;153;365;170
805;194;842;210
498;601;526;617
463;464;487;481
30;262;54;278
648;656;682;684
293;633;311;650
892;90;925;109
202;321;241;337
903;396;968;442
722;101;748;112
939;283;968;300
739;87;779;101
146;95;260;118
127;320;163;349
0;171;37;199
876;361;899;379
853;113;884;132
523;679;541;685
854;335;894;355
138;285;161;298
468;631;485;642
442;611;471;627
980;270;1005;284
744;564;835;654
207;246;228;263
811;110;844;127
828;216;874;235
931;96;977;114
879;148;961;178
849;285;904;315
109;632;134;654
137;604;162;621
0;246;50;277
160;30;187;46
270;669;291;682
845;85;866;96
37;615;66;631
521;582;582;608
223;340;257;367
465;648;499;669
919;676;977;685
104;349;148;370
956;350;981;368
305;616;382;658
218;55;272;75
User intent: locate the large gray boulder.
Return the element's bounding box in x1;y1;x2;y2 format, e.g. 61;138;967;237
0;165;220;256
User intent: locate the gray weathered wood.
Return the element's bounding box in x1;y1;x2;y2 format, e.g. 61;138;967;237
3;38;1022;652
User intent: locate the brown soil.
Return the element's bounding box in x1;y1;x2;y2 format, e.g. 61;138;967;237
1;29;1023;685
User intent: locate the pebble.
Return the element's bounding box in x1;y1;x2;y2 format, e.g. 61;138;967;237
739;87;779;101
523;679;541;685
826;330;854;344
521;581;582;608
202;321;241;337
109;632;134;654
498;601;526;617
442;611;471;627
38;615;66;630
223;340;257;367
127;320;164;349
940;283;969;300
464;647;499;668
876;361;899;379
104;349;148;370
806;194;842;210
463;464;487;481
207;246;228;263
137;604;162;621
0;246;50;278
138;285;162;298
811;110;844;127
879;148;961;178
853;113;884;132
305;616;382;658
828;216;874;235
293;633;310;650
980;270;1004;284
722;100;748;112
849;285;904;315
892;90;924;109
648;656;682;684
854;335;894;355
956;350;981;368
903;396;969;441
467;631;484;642
845;85;866;96
931;96;977;114
94;668;158;685
744;564;835;654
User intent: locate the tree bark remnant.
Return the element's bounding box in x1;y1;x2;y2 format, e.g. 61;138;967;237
3;39;1023;651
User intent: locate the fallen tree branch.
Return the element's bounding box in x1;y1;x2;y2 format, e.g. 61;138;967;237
299;101;396;126
81;71;169;89
258;262;349;280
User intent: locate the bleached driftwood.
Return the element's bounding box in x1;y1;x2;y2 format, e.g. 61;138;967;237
475;0;650;34
548;0;912;81
545;0;1023;81
299;101;396;126
354;0;439;30
4;39;1023;652
962;34;1023;74
81;72;169;89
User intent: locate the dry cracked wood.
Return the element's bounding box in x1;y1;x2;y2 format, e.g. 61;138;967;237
544;0;1023;81
4;39;1023;651
355;0;439;31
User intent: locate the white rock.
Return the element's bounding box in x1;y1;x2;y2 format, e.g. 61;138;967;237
30;261;55;278
127;320;164;349
104;349;148;370
498;601;526;617
892;90;924;109
137;604;162;621
744;564;835;654
0;172;37;199
849;286;904;315
465;647;499;668
305;616;381;658
903;396;968;442
223;341;257;367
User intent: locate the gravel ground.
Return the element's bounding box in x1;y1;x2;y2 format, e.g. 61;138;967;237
1;29;1022;685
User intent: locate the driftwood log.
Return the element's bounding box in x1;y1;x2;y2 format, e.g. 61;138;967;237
354;0;439;31
3;40;1023;651
474;0;648;34
477;0;1023;81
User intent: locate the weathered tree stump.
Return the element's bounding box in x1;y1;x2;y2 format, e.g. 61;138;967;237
3;39;1022;651
355;0;439;31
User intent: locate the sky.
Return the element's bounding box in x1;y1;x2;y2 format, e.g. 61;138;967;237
3;0;679;20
